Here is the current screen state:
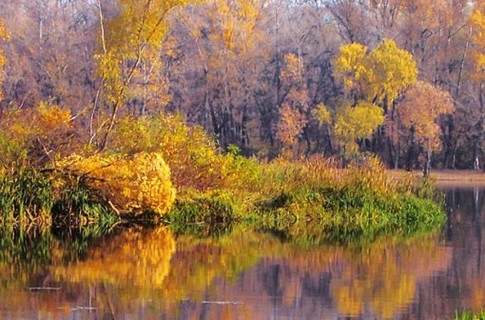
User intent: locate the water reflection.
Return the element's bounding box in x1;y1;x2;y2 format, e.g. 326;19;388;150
1;188;485;319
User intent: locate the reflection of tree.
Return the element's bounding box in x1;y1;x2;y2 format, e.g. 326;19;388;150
276;236;451;319
161;225;265;301
53;226;175;287
0;224;453;319
442;188;485;313
157;230;451;320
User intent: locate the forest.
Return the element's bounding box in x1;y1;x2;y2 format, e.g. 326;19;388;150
1;0;482;170
0;0;472;231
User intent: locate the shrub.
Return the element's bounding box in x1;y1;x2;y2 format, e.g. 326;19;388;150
110;113;260;192
57;152;175;216
0;102;75;168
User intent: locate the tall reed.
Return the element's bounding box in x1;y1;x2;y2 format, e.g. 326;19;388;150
0;168;53;224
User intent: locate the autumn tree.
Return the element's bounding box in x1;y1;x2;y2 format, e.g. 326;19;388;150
164;0;269;153
94;0;191;150
334;39;417;108
0;19;10;102
466;3;485;170
276;53;310;157
332;38;416;160
391;81;454;174
334;101;385;157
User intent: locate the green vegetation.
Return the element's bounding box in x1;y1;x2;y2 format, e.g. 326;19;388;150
0;110;445;243
455;310;485;320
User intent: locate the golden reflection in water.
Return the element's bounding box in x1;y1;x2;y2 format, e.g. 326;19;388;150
52;226;175;287
279;237;452;319
180;231;451;320
152;229;452;320
0;225;454;319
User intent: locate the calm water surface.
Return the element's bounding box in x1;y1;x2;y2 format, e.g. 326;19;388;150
0;187;484;320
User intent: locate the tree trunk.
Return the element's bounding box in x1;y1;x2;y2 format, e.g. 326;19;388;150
423;150;431;177
475;82;485;170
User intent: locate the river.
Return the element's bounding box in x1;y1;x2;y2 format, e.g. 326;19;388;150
0;187;484;320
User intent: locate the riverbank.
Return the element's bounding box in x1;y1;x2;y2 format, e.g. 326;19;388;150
387;170;485;188
0;156;446;244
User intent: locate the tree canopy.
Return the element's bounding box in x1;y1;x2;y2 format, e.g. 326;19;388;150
0;0;473;170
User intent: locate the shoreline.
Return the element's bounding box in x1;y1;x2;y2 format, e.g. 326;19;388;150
388;169;485;188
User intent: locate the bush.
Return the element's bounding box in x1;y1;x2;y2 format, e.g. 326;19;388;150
0;102;75;168
57;152;175;216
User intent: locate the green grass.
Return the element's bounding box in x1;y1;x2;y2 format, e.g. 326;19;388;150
167;156;446;242
0;168;53;224
455;310;485;320
0;168;118;228
0;153;446;245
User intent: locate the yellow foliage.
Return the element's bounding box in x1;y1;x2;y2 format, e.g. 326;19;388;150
367;39;417;104
276;103;307;147
333;42;368;92
470;7;485;80
312;103;332;126
334;39;417;105
210;0;262;53
0;20;10;41
334;101;384;155
0;102;74;167
59;152;175;216
0;19;11;101
95;51;124;104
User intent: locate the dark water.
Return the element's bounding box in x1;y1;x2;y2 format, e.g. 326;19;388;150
0;187;484;320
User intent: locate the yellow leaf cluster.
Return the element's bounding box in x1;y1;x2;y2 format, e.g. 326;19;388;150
312;103;332;126
59;152;175;216
95;51;126;107
334;39;417;105
210;0;260;52
334;101;384;154
470;7;485;80
0;20;10;40
333;42;368;91
0;20;11;101
368;39;417;104
0;102;74;166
